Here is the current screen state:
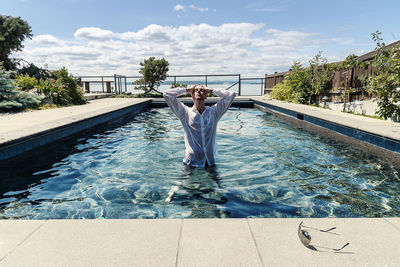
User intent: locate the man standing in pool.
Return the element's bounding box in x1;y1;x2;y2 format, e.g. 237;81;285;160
163;84;235;167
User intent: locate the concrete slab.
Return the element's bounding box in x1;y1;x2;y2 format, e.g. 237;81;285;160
177;219;262;267
84;93;112;100
385;217;400;232
0;98;149;145
0;220;46;260
0;219;182;267
254;99;400;141
248;218;400;267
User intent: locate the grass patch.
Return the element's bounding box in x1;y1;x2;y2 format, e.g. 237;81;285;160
345;111;383;120
310;103;331;110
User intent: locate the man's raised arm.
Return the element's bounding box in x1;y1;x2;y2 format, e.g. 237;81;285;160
163;87;193;120
208;88;236;120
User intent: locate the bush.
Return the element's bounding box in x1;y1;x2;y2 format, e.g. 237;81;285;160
15;74;38;91
0;64;41;111
36;77;58;102
270;82;293;101
51;67;86;105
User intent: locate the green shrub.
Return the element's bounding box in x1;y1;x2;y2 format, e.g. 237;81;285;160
15;74;38;91
270;82;293;101
37;78;58;101
269;62;310;103
51;67;86;105
0;64;41;111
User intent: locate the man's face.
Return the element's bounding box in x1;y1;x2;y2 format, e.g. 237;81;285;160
192;86;207;101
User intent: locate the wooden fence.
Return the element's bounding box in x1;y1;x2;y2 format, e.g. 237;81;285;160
264;40;400;103
264;65;375;103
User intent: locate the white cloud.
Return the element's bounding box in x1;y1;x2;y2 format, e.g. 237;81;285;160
14;23;326;77
30;35;64;46
74;27;115;40
173;4;185;11
173;4;210;12
118;24;174;42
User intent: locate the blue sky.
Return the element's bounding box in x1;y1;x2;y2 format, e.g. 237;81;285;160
2;0;400;76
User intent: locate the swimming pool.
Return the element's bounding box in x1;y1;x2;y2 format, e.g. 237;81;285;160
0;107;399;219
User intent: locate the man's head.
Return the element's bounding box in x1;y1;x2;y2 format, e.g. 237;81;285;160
191;84;208;102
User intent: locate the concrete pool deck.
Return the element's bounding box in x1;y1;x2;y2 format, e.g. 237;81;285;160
1;97;400;266
252;97;400;141
0;218;400;266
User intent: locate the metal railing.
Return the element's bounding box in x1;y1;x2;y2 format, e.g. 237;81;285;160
239;77;265;96
76;74;266;96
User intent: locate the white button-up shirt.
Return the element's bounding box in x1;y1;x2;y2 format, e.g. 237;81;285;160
163;88;235;167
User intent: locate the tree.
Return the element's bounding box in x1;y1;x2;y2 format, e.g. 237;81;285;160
308;51;332;104
335;54;364;111
134;57;169;94
285;61;311;104
366;31;400;120
0;15;32;70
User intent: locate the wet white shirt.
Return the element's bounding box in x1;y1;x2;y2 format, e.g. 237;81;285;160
163;88;235;167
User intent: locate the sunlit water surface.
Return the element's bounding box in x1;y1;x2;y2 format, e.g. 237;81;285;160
1;107;399;219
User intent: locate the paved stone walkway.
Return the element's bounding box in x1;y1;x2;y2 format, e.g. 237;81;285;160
0;218;399;266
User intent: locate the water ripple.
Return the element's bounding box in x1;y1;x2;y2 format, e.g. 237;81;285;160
1;107;400;219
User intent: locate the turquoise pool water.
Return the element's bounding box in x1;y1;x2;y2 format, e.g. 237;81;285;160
1;107;399;219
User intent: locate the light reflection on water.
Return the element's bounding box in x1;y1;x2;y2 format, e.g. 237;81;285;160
1;107;400;219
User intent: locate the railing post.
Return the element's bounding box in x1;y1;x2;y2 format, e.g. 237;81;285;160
119;76;122;94
238;74;241;96
84;82;90;93
260;78;263;96
114;74;117;94
106;81;111;93
125;77;127;92
101;76;104;93
205;75;208;87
